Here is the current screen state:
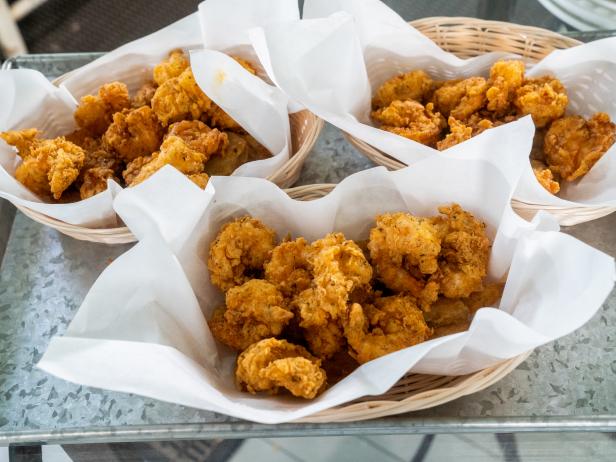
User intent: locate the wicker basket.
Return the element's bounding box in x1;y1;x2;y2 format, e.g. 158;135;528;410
284;183;532;422
346;17;616;225
13;73;323;244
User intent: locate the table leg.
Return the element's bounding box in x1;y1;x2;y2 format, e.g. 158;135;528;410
8;445;43;462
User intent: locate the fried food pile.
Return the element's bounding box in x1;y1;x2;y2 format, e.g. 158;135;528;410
371;61;616;196
207;207;503;400
0;50;270;202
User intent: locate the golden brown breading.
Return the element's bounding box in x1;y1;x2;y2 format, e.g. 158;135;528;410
372;100;446;146
372;70;434;109
544;113;616;181
531;159;560;194
514;76;568;128
486;60;525;116
122;155;151;185
264;238;312;298
124;124;226;186
153;49;190;86
203;132;249;176
368;212;441;306
207;216;278;292
436;116;473;150
208;280;293;351
431;77;488;121
103;106;163;162
79;167;117;200
208;104;242;131
151;68;212;126
432;204;491;299
74;82;131;136
0;128;39;158
427;282;504;338
132;81;158;108
187;172;209;188
167;120;228;162
9;135;85;199
235;338;326;399
344;296;431;364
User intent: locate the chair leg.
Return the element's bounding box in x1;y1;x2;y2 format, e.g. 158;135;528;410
0;0;28;57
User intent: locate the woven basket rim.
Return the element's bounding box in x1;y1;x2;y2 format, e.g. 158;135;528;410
10;68;323;243
345;17;613;222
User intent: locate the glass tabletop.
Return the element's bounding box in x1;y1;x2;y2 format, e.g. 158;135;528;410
1;0;616;446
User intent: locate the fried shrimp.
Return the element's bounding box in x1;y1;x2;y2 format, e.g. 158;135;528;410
431;77;488;121
433;204;491;299
235;338;326;399
208;280;293;351
103;106;163;162
372;70;434;109
264;237;312;298
371;100;446;146
486;60;525;116
514;76;568;128
368;212;441;306
207;216;277;292
344;296;431;364
74;82;131;136
544;112;615;181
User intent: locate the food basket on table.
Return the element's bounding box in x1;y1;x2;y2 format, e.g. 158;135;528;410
345;17;615;225
10;68;322;245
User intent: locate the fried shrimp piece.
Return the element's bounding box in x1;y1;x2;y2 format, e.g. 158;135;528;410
372;70;434;109
436;116;473;150
235;338;326;399
514;76;568;128
208;104;242;131
292;287;346;358
167;120;228;162
151;67;212;126
187;172;209;188
122;155;151;185
74;82;131;136
427;282;504;338
207;216;277;292
0;128;39;157
368;212;441;306
433;204;491;299
309;233;373;320
372;100;446;146
486;60;525;115
208;280;293;350
79;167;117;199
431;77;488;121
344;296;431;364
153;49;189;86
291;233;372;358
6;133;85;199
125;125;226;186
531;159;560;194
203;132;249;175
544;113;616;181
132;81;157;108
103;106;163;162
264;238;312;297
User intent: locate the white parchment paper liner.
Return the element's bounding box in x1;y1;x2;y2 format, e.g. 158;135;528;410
0;0;295;227
251;0;616;211
38;118;615;423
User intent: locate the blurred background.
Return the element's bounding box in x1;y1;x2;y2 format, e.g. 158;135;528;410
2;0;615;59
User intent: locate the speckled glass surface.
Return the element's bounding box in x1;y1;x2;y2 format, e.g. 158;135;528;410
1;49;615;445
